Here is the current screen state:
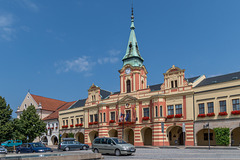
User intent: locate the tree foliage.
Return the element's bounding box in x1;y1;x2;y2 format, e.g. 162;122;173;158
15;105;46;142
68;133;74;138
0;96;13;142
213;127;230;146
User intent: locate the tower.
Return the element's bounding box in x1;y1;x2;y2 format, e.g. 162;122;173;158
119;7;148;93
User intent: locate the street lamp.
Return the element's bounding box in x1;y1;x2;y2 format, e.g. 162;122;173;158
203;122;210;150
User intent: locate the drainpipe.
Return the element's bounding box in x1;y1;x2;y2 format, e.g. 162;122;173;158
193;93;196;146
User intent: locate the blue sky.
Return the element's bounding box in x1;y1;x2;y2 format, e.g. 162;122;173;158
1;0;240;118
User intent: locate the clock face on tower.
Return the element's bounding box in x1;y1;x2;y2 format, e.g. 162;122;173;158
125;68;131;74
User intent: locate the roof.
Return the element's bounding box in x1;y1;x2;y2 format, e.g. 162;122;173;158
100;89;112;99
149;83;162;91
196;71;240;87
122;13;144;67
43;101;76;121
186;76;201;83
68;99;87;109
31;94;66;111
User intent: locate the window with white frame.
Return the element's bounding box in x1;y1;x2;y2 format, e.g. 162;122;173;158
175;104;182;114
76;118;79;124
160;106;163;117
100;113;102;122
233;99;240;111
167;105;174;115
219;100;226;112
110;112;115;120
199;103;205;114
90;115;93;122
94;114;98;122
143;108;149;117
66;120;68;125
63;120;65;126
155;106;158;117
207;102;214;113
103;113;106;122
80;118;83;124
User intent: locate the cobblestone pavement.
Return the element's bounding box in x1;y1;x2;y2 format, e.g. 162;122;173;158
102;148;240;160
6;148;240;160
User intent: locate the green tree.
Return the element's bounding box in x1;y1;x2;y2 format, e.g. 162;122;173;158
213;127;230;146
16;105;46;143
0;96;13;143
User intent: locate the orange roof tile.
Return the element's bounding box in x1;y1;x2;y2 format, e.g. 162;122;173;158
42;101;76;121
31;94;66;111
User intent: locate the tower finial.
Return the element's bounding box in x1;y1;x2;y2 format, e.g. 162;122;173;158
131;0;134;20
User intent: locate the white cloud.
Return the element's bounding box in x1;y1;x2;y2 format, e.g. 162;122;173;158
55;56;95;74
108;49;121;56
21;0;39;12
97;49;120;64
98;57;119;64
0;14;15;41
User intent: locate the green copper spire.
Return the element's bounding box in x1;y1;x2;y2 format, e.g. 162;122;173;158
122;7;144;67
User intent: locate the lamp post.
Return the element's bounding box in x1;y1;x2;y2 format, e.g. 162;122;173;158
122;114;125;140
203;122;210;150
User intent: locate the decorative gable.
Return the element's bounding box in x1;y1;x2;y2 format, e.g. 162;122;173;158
162;65;188;90
87;83;101;103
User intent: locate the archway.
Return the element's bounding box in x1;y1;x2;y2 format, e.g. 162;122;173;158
167;126;184;145
108;129;118;138
51;135;58;145
231;127;240;146
75;132;85;144
62;133;68;138
141;127;152;145
196;129;216;146
89;131;98;144
124;128;134;145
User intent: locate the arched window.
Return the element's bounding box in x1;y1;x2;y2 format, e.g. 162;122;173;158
127;80;131;93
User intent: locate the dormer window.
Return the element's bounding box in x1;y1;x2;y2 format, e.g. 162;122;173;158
171;80;178;88
175;80;178;88
171;81;174;88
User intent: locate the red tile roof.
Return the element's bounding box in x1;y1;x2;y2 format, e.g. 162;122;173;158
42;101;76;121
31;94;67;111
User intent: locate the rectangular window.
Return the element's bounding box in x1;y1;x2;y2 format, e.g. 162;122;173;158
207;102;214;113
175;80;178;88
204;133;213;141
160;106;163;117
171;81;174;88
199;103;205;114
66;120;68;125
126;110;131;121
76;118;79;124
167;105;174;115
63;120;65;126
143;108;149;117
80;118;83;124
155;106;158;117
90;115;93;122
94;114;98;122
103;113;106;122
175;104;182;114
100;113;102;122
71;119;74;125
220;100;226;112
233;99;240;111
110;112;115;120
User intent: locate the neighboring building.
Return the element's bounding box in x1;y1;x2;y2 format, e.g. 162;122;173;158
193;72;240;146
16;92;74;145
16;92;66;119
41;101;76;145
